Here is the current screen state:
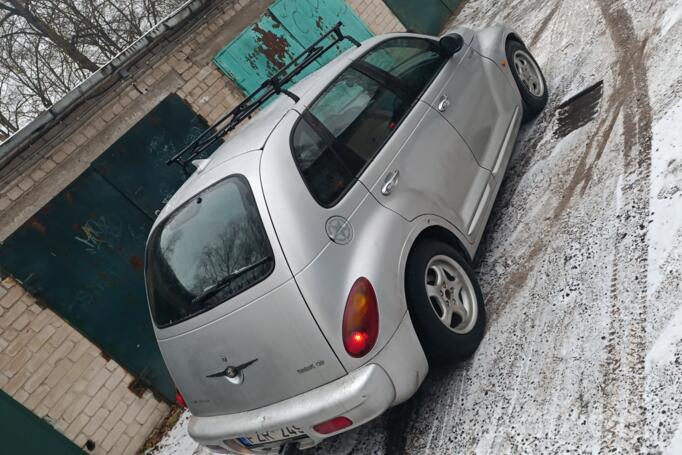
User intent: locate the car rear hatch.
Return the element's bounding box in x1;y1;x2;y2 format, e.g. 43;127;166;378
145;166;345;417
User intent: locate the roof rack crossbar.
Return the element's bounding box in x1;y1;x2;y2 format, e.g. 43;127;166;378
167;21;361;176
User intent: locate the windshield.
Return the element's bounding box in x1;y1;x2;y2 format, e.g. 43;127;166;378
145;175;274;327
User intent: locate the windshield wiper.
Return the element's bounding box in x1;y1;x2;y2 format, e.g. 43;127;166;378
191;256;273;305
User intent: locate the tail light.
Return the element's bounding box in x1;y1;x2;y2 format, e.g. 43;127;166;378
175;388;187;408
313;416;353;435
342;277;379;358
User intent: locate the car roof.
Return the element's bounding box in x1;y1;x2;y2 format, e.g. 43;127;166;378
152;33;411;229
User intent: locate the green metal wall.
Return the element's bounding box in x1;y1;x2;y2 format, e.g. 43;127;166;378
0;95;219;403
213;0;373;95
384;0;461;34
0;390;84;454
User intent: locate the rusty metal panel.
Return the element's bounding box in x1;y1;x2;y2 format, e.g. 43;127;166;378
0;169;174;402
92;94;217;219
213;0;373;96
213;11;319;95
269;0;373;67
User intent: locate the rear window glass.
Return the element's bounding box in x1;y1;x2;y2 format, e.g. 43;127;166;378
145;176;274;327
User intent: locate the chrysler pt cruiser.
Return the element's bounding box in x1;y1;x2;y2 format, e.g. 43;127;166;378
144;23;547;454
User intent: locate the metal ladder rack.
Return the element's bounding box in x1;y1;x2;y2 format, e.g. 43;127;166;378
167;22;361;176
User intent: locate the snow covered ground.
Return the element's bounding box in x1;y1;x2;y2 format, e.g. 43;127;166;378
147;412;211;455
151;0;682;453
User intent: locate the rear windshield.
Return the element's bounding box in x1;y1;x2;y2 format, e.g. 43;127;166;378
145;175;274;327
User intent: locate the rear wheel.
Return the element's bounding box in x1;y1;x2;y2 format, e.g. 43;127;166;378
405;240;486;362
506;39;548;122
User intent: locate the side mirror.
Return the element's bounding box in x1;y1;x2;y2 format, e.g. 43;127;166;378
439;34;464;58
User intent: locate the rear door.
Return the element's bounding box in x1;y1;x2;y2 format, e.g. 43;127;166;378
353;37;492;239
146;156;345;417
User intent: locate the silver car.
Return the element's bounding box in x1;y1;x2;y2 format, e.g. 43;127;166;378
144;23;547;454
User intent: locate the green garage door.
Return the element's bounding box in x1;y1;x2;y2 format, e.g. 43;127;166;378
0;390;84;454
213;0;373;95
384;0;461;34
0;95;220;402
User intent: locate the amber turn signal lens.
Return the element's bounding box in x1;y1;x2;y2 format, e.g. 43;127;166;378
342;277;379;358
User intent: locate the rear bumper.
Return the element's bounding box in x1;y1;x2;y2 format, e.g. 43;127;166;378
188;363;395;451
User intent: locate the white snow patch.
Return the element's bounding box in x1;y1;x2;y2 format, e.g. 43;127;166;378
146;412;212;455
646;99;682;296
664;417;682;455
646;99;682;367
660;4;682;36
648;306;682;367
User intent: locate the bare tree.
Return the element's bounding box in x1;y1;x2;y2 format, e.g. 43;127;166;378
0;0;187;137
0;0;99;71
0;71;20;137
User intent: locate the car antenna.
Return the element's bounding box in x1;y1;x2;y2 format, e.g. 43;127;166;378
167;22;361;177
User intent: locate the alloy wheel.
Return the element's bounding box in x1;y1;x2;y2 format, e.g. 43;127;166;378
513;49;545;97
424;255;478;334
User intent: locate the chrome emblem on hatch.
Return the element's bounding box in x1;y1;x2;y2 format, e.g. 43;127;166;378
206;358;258;385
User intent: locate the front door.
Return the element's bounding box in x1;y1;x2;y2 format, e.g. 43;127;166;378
422;40;518;175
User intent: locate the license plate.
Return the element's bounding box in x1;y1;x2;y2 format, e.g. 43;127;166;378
237;425;307;448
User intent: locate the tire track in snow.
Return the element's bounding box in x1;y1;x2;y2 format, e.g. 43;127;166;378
594;0;653;452
528;0;561;49
475;0;601;328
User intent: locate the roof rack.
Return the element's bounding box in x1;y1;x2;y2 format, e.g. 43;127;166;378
167;22;361;176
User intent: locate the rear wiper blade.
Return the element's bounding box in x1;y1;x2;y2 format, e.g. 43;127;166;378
191;256;273;305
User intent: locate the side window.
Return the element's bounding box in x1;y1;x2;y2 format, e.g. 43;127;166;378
292;67;406;206
291;38;444;208
310;67;406;162
361;38;444;96
291;117;356;207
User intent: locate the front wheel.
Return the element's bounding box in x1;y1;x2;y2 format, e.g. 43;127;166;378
506;39;548;122
405;240;486;363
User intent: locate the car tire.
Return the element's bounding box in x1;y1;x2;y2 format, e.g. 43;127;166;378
505;39;548;122
405;240;486;363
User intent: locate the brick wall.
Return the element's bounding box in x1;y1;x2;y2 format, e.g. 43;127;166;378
0;0;404;453
348;0;406;34
0;278;168;454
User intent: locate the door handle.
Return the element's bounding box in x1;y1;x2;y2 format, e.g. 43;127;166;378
437;95;450;112
381;170;400;196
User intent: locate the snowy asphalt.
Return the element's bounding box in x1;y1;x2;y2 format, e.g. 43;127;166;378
151;0;682;453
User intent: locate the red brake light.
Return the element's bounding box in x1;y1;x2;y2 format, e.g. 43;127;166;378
342;277;379;358
313;416;353;435
175;388;187;408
